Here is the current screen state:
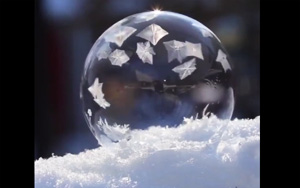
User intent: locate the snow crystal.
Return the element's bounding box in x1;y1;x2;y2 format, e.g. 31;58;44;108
137;24;168;46
136;41;156;64
216;49;231;72
35;116;260;188
172;58;197;80
88;78;110;109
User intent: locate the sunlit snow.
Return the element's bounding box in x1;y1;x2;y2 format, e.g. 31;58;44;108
35;116;260;188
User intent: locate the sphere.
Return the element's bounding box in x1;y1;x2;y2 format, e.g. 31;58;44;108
80;11;234;144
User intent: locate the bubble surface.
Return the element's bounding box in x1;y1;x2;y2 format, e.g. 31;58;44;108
80;11;234;144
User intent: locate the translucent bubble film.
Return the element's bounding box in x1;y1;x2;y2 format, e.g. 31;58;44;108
80;11;234;144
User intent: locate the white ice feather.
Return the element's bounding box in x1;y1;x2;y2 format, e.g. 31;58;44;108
216;49;231;72
164;40;204;63
172;58;197;80
163;40;186;63
136;41;156;64
87;109;92;117
184;41;204;60
96;43;112;61
108;49;130;67
192;23;221;42
88;78;111;109
105;26;136;47
133;11;161;23
136;24;168;45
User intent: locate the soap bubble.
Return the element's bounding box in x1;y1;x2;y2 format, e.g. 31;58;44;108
80;11;234;144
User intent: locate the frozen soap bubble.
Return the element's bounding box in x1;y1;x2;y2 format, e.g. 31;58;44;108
80;11;234;145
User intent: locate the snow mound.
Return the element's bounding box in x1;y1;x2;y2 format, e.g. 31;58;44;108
35;116;260;188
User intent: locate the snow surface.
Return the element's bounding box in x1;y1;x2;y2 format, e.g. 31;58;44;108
35;116;260;188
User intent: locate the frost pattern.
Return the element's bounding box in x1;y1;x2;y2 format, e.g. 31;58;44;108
163;40;185;63
136;24;168;45
96;43;112;61
192;23;221;42
133;11;161;23
172;58;197;80
105;26;137;47
88;78;110;109
216;49;231;72
87;109;92;117
108;49;130;67
136;41;156;64
97;117;131;144
164;40;204;63
184;41;204;60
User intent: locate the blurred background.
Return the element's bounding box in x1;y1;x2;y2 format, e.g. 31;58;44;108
35;0;260;159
